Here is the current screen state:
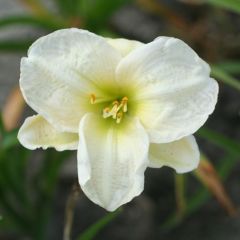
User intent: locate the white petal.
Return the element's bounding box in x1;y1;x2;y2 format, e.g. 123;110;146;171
20;29;122;132
149;135;200;173
116;37;219;143
106;38;143;57
77;113;149;211
137;78;218;143
18;115;78;151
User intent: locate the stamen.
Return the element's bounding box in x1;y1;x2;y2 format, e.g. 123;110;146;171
116;112;123;124
101;96;129;123
117;103;123;112
111;107;118;119
121;97;128;113
111;101;119;119
123;104;127;113
103;107;111;118
90;94;96;104
112;100;119;106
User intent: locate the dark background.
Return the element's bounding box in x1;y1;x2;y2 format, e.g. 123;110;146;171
0;0;240;240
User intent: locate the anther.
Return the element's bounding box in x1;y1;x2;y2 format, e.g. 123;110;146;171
101;97;128;123
103;107;111;118
90;94;96;104
116;112;123;124
121;97;128;112
111;102;119;119
112;100;119;106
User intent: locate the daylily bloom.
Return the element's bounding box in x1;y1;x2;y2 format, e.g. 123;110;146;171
18;29;218;211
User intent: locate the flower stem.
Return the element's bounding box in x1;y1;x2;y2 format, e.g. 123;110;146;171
175;174;186;218
63;183;81;240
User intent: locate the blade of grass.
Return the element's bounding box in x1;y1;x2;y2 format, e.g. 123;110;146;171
80;0;132;30
190;153;238;213
162;127;240;231
0;186;30;233
0;143;32;213
0;152;31;234
206;0;240;14
195;156;236;216
0;15;65;30
32;150;70;240
162;153;238;231
0;114;5;134
0;214;19;233
211;65;240;91
54;0;82;17
197;128;240;155
0;40;33;52
1;129;19;149
214;61;240;74
77;208;122;240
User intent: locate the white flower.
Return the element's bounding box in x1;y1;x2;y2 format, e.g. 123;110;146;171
18;29;218;211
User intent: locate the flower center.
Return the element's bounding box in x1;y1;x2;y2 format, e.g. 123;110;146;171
90;94;128;124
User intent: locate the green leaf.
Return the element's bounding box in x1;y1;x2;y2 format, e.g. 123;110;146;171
1;130;19;149
32;150;70;240
0;114;4;134
0;146;30;210
0;40;33;52
77;208;122;240
0;146;32;234
80;0;132;30
211;65;240;91
162;153;238;231
214;61;240;74
0;15;65;30
162;127;240;231
206;0;240;14
197;128;240;155
55;0;82;17
189;153;238;215
0;115;19;150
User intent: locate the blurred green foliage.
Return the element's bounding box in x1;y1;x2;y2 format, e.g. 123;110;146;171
0;115;71;239
211;65;240;91
77;208;122;240
0;0;240;239
0;0;132;51
207;0;240;14
79;0;132;30
163;128;240;230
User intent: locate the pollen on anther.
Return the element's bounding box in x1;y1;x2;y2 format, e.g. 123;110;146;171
103;107;111;118
90;94;96;104
121;97;128;112
104;107;110;113
101;97;128;123
116;112;123;124
112;100;119;106
122;97;128;102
